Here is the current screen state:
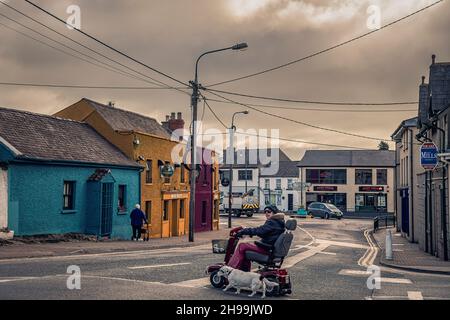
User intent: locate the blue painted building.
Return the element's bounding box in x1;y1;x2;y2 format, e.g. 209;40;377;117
0;107;142;239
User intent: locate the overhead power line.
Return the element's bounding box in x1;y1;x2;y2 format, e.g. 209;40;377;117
0;81;189;90
204;88;418;106
204;97;417;113
199;132;375;150
24;0;189;88
207;0;444;87
203;90;392;142
0;0;189;96
201;95;228;129
0;12;165;86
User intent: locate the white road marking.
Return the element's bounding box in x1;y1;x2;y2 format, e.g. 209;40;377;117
392;244;405;246
316;239;368;249
0;277;37;283
381;278;412;284
408;291;424;300
283;243;330;268
339;269;371;276
128;263;191;270
174;277;210;288
317;251;337;256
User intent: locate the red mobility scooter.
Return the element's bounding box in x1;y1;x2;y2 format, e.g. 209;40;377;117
207;219;297;296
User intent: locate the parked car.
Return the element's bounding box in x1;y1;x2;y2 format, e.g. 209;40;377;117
308;202;343;220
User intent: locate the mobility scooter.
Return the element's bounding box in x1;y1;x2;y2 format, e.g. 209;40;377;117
207;219;297;296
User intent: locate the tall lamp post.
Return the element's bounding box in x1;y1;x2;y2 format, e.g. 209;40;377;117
228;111;249;229
189;43;248;242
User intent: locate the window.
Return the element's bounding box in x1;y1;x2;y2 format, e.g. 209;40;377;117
355;169;372;185
180;165;185;183
163;201;169;221
145;201;152;225
276;194;282;206
276;179;282;189
118;185;127;211
201;201;207;225
265;195;270;205
306;169;347;184
265;179;270;190
377;169;388;185
287;179;293;190
180;199;185;219
146;160;153;184
238;170;252;181
63;181;75;210
203;165;208;185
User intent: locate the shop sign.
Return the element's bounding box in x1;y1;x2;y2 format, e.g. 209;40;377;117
314;186;338;192
359;186;384;192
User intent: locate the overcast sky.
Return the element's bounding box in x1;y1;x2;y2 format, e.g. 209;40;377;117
0;0;449;160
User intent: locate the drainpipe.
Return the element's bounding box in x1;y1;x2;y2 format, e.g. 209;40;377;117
394;142;399;232
409;128;415;242
436;126;448;260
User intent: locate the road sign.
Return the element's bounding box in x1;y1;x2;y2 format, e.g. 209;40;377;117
421;142;439;171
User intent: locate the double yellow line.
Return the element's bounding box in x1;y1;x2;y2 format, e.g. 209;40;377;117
358;229;379;267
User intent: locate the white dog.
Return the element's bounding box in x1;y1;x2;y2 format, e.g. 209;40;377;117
217;266;279;299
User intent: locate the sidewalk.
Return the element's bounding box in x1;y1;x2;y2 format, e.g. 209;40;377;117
373;228;450;275
0;227;231;260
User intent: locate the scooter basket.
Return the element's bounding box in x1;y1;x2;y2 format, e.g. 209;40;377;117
212;239;228;254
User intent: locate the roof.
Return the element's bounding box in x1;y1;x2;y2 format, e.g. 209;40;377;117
260;161;299;177
391;117;418;141
298;150;395;168
83;99;172;139
0;107;141;168
221;148;291;168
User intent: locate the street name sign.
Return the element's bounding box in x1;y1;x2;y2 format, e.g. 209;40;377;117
420;142;438;171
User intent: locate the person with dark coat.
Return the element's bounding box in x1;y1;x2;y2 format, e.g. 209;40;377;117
228;205;286;271
130;204;148;241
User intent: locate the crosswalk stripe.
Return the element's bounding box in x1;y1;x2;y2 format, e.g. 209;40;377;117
408;291;424;300
128;263;191;270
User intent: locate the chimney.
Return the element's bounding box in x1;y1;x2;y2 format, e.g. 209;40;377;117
166;115;170;121
108;101;115;108
432;54;436;65
177;112;182;120
171;112;176;120
422;76;426;85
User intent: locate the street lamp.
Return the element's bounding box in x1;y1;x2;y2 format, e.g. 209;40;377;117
228;111;249;229
189;43;248;242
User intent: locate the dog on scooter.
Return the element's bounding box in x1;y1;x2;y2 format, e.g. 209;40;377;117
217;266;279;299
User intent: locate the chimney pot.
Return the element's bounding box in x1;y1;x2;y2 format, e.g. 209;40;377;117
422;76;426;85
171;112;176;120
177;112;182;120
432;54;436;64
165;115;170;121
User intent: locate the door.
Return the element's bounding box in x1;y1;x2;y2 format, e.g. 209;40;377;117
0;169;7;229
287;194;294;212
100;183;114;236
171;200;178;236
401;189;410;235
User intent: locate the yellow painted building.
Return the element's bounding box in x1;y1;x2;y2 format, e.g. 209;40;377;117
55;98;191;238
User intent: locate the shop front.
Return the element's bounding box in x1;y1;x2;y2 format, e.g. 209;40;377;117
355;186;387;213
306;186;347;211
161;191;189;238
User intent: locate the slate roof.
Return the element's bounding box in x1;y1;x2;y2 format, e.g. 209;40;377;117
391;117;418;141
260;161;299;177
83;98;172;139
221;148;292;168
298;150;395;168
0;107;141;168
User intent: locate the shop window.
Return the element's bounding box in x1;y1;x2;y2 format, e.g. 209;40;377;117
377;169;388;185
355;169;372;185
265;195;270;205
306;169;346;184
163;201;169;221
146;160;153;184
179;200;185;219
180;165;186;183
201;201;207;225
118;185;126;212
265;179;270;190
145;201;152;225
63;181;75;211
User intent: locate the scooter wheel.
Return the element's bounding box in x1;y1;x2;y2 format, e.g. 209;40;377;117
264;277;281;297
210;271;225;289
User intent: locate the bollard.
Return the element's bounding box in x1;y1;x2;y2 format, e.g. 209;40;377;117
385;230;393;260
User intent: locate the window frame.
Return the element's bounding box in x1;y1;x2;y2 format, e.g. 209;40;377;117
145;160;153;184
355;169;373;185
238;170;253;181
118;185;127;213
306;169;347;185
62;181;76;212
376;169;388;186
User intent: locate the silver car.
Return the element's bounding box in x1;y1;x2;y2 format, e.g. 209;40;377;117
308;202;344;220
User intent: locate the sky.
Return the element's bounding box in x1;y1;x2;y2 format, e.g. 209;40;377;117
0;0;449;160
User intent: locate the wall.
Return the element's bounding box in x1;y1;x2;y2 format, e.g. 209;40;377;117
0;168;7;229
300;167;395;214
7;162;139;239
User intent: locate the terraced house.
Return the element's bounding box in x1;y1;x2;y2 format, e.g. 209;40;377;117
55;99;219;238
0;107;141;239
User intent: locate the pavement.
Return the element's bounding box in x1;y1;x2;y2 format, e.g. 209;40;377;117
373;227;450;275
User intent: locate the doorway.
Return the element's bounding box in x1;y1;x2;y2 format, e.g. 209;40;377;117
100;183;114;236
287;194;294;211
171;200;178;236
0;169;7;229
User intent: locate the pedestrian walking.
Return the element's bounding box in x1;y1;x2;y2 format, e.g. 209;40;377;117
130;204;148;241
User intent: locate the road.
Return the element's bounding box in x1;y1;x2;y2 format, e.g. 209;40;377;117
0;215;449;300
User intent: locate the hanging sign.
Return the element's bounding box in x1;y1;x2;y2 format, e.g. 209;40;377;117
420;142;438;171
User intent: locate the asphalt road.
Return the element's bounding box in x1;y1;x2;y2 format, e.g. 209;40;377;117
0;216;449;300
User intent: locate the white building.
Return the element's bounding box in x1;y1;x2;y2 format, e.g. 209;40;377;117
260;161;300;212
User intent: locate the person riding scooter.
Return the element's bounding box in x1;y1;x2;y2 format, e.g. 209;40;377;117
227;205;286;272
